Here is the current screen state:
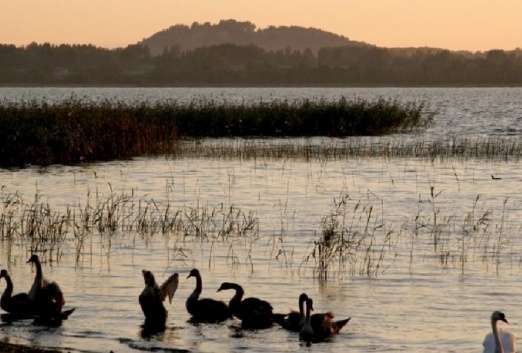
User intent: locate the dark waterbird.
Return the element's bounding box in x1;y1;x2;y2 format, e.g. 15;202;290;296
217;282;282;329
482;311;516;353
300;297;351;343
0;269;36;317
299;297;314;346
278;293;309;332
0;268;74;324
186;269;230;323
27;254;75;323
139;270;179;329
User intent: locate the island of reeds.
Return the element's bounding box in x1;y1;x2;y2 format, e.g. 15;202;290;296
0;98;427;167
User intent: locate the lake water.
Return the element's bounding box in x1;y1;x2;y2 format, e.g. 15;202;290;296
1;87;522;353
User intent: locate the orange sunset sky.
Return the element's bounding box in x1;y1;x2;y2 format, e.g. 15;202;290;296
2;0;521;51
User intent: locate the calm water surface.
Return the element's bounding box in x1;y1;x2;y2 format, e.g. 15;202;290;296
0;87;522;353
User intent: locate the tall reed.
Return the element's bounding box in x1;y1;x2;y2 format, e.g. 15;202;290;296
0;98;427;167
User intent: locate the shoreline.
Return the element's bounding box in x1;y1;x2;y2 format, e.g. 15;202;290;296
0;341;60;353
1;83;522;88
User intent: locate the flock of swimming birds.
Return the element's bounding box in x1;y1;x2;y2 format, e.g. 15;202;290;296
0;255;517;352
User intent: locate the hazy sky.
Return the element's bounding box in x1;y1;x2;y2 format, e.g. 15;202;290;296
2;0;521;51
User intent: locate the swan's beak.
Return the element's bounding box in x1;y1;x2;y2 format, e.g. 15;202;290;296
186;274;192;279
502;318;509;324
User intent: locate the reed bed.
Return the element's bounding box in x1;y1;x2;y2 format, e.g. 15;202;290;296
302;190;521;279
0;189;259;263
0;99;179;167
0;98;426;167
304;194;398;279
169;98;427;137
174;136;522;161
1;188;519;278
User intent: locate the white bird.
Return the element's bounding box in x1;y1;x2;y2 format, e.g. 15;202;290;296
483;311;516;353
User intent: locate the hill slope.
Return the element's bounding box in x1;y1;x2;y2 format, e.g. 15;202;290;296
140;19;369;55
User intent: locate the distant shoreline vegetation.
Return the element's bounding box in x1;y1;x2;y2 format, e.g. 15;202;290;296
1;42;522;85
0;98;426;167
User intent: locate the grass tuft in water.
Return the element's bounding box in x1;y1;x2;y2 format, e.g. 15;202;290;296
305;194;397;279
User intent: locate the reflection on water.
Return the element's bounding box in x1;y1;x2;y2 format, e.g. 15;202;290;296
1;155;522;352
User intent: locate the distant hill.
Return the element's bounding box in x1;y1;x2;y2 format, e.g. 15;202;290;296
140;19;370;55
2;20;522;85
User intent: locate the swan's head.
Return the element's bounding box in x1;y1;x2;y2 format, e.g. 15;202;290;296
299;293;309;304
187;268;200;279
26;254;39;264
492;311;509;324
0;269;7;278
217;282;238;292
142;270;156;286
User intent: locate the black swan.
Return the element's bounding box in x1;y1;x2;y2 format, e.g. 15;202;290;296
307;297;351;341
186;269;229;323
299;297;314;345
0;269;36;316
139;270;178;329
278;293;308;332
217;282;279;329
27;254;73;321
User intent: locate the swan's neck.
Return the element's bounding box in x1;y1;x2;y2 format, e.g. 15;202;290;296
1;275;13;299
191;274;202;299
492;319;504;353
34;259;43;283
298;296;305;318
229;284;244;310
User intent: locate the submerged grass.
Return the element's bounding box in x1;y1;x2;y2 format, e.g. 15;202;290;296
0;98;427;167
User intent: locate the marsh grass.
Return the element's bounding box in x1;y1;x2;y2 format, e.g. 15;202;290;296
0;189;259;264
170;98;427;137
0;99;179;167
1;187;519;278
304;194;398;279
303;189;521;280
174;137;522;161
407;191;520;275
0;98;426;167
